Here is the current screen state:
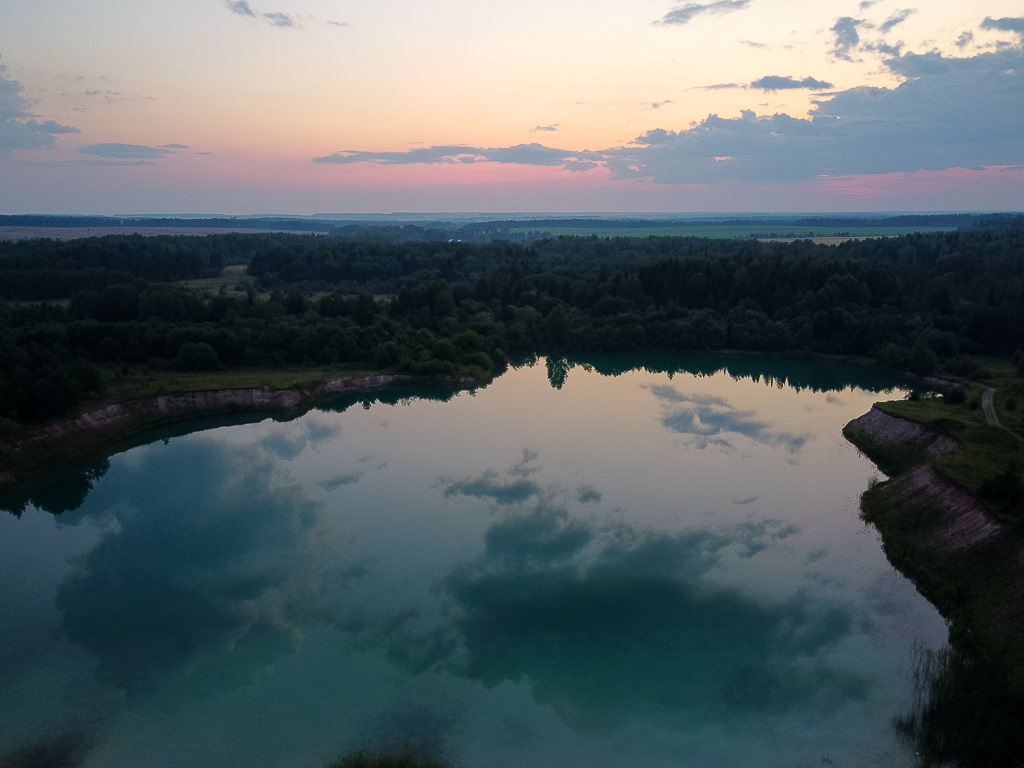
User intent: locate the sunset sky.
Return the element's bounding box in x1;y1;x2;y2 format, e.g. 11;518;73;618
1;0;1022;214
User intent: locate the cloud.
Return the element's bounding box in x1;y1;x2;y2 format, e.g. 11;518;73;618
315;47;1024;187
656;0;752;26
531;124;558;132
81;89;154;104
750;75;834;91
485;144;595;166
160;143;189;149
0;63;80;157
981;16;1024;35
650;100;674;109
314;145;481;165
78;143;169;159
226;1;299;28
34;120;80;134
624;48;1024;182
832;8;916;57
314;143;604;171
879;9;915;33
225;0;256;17
263;11;298;28
831;17;863;60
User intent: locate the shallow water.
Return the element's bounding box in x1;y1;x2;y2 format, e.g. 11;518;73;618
0;355;947;768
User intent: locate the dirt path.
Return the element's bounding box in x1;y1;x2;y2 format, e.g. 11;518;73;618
981;387;1023;443
982;387;999;426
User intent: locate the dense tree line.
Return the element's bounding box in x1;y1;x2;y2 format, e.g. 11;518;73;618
0;232;307;300
2;223;1023;422
0;214;338;233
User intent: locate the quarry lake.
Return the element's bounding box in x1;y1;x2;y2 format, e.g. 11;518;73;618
0;355;948;768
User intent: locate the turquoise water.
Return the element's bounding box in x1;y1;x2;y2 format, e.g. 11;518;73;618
0;356;947;767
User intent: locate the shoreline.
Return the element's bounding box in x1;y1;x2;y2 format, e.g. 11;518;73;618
844;406;1024;694
0;372;476;492
5;372;1022;689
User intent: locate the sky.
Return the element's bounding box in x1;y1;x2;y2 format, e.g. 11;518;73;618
1;0;1022;215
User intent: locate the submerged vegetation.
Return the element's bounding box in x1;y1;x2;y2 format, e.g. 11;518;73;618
894;644;1024;768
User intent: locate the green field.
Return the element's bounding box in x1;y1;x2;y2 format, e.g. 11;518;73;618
507;224;954;239
176;264;253;294
511;224;955;239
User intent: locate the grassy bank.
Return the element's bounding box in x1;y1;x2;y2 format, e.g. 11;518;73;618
845;360;1024;766
849;362;1024;666
860;470;1024;767
870;362;1024;523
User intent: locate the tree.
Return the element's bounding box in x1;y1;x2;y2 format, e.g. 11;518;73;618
174;342;221;371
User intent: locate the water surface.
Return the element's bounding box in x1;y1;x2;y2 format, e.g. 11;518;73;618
0;356;947;767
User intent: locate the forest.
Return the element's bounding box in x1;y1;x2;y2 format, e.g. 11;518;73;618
2;219;1024;423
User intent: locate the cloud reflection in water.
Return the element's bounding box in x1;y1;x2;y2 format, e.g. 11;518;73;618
389;453;865;731
650;385;809;454
441;501;864;729
55;441;360;692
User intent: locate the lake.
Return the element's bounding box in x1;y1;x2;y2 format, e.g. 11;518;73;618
0;355;948;768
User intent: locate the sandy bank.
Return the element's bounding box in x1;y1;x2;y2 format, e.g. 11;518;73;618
0;373;473;490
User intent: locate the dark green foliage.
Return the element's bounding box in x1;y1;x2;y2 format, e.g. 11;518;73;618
978;463;1024;522
942;388;966;405
5;225;1024;424
174;342;222;372
0;234;234;300
0;305;103;421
